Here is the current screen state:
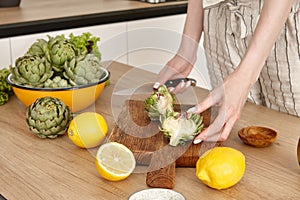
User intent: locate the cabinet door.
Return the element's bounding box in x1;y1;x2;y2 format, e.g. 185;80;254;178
10;22;127;65
0;38;11;69
127;14;185;73
127;14;211;89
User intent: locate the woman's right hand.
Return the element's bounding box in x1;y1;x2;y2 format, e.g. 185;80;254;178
154;54;195;93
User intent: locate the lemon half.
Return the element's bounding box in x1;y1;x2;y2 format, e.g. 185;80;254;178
95;142;136;181
196;147;246;190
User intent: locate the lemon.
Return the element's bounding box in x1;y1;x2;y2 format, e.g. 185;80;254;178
67;112;108;148
196;147;246;190
95;142;136;181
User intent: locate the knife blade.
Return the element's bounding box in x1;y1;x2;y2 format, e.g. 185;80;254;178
297;137;300;166
113;78;197;96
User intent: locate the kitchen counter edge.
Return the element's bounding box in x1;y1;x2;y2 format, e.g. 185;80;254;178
0;3;187;38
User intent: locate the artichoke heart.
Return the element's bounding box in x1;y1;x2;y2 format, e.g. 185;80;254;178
26;97;72;139
160;112;204;146
145;85;175;121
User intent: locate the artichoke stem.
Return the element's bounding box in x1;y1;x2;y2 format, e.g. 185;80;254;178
169;137;180;147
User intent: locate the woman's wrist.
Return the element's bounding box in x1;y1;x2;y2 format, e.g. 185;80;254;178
177;34;199;65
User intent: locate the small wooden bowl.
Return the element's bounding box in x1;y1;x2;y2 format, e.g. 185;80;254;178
238;126;277;147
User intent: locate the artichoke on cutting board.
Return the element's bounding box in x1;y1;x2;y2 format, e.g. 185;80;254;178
144;85;204;146
26;97;72;139
160;111;204;146
144;85;175;121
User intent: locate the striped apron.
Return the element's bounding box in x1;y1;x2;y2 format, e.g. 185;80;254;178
202;0;300;116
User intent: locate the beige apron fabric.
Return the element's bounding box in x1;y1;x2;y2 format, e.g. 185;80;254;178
203;0;225;8
202;0;300;116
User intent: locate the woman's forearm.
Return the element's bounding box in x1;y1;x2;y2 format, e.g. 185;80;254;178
178;0;204;63
238;0;295;84
183;0;203;42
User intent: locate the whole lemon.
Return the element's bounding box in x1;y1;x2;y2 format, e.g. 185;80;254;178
196;147;246;190
67;112;108;148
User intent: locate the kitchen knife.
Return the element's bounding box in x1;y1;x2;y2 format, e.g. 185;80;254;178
113;78;197;96
164;77;197;88
297;138;300;165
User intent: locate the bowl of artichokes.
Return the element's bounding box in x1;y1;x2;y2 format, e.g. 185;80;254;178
6;32;110;112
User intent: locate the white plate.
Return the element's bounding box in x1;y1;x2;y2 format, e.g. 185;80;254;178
128;188;185;200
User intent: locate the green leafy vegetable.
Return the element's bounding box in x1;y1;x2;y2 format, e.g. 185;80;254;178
0;68;14;105
69;32;101;60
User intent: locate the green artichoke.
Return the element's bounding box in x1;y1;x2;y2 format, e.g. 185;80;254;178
0;91;8;106
63;54;105;86
27;38;49;57
43;76;70;88
0;68;13;96
9;55;53;87
26;97;72;139
160;111;204;146
144;85;175;121
47;35;78;72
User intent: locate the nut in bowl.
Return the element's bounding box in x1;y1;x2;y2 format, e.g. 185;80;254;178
238;126;277;147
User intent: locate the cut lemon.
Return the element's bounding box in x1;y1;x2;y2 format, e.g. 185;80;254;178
95;142;136;181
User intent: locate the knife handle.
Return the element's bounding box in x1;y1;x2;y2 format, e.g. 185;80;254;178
165;78;197;88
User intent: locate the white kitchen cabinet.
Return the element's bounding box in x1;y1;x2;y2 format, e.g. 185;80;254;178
0;38;11;69
10;22;127;65
127;14;185;72
127;14;211;89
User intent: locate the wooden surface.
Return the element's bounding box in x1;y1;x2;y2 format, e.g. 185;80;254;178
0;61;300;200
108;99;219;188
0;0;187;38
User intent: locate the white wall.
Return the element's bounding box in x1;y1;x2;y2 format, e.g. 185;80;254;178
0;38;11;69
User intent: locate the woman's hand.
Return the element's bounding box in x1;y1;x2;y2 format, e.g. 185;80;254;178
153;54;195;93
189;67;252;143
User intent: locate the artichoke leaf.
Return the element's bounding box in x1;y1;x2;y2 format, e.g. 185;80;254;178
0;92;9;105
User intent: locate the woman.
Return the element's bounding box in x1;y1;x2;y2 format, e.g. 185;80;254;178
153;0;299;143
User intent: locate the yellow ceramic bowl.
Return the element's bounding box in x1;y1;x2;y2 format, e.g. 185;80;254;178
7;68;110;112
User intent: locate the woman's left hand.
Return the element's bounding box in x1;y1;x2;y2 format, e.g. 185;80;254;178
189;68;253;143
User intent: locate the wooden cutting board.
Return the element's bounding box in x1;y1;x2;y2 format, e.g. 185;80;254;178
108;100;221;188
